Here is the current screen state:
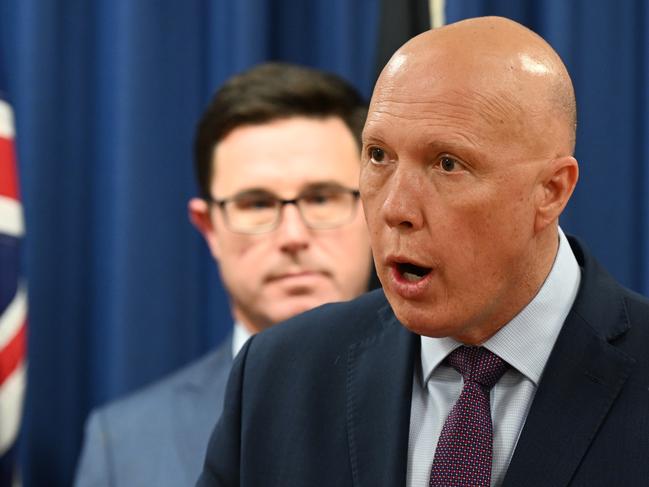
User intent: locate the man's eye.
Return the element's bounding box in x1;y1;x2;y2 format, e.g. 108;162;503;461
440;156;459;172
369;147;386;163
235;197;275;210
302;192;332;205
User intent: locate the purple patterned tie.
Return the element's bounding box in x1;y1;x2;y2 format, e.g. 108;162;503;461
429;346;510;487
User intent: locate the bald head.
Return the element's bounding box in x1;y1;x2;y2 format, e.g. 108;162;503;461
360;16;580;343
374;16;577;156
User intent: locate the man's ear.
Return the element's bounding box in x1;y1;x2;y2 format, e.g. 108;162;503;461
535;156;579;233
188;197;221;260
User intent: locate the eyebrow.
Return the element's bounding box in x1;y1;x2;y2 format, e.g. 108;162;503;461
230;181;352;198
230;188;275;198
300;181;350;191
361;122;391;147
425;136;479;155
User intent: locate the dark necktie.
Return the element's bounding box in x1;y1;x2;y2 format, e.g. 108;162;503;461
429;346;510;487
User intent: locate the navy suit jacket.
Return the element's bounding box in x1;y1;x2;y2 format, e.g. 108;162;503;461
75;336;232;487
198;238;649;486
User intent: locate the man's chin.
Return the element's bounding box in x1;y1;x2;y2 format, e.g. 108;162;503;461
393;306;491;345
389;299;453;338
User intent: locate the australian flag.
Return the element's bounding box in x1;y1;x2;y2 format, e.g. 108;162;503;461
0;92;27;487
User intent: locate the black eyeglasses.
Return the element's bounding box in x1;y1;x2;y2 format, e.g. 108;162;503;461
206;185;361;234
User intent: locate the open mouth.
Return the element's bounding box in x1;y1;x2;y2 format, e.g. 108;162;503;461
396;262;432;282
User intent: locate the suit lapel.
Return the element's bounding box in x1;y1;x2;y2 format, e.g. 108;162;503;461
346;300;418;487
174;338;233;484
503;238;635;486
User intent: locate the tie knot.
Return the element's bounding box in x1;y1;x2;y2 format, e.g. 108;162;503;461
446;346;509;390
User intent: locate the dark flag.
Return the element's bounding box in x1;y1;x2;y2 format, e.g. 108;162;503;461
374;0;433;79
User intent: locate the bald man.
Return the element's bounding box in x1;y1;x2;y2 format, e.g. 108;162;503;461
197;17;649;487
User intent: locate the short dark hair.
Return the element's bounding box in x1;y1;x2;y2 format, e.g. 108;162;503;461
193;62;368;198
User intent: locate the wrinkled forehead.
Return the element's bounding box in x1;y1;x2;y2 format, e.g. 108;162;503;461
367;86;524;133
368;50;525;131
366;65;562;161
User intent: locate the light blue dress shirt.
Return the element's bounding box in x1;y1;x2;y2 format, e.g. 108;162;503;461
407;228;581;487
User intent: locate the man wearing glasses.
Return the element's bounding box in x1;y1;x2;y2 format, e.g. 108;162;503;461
74;63;374;487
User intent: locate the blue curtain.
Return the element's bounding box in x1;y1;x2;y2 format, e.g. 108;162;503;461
0;1;647;486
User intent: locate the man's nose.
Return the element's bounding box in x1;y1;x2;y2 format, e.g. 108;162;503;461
275;203;310;253
380;166;425;231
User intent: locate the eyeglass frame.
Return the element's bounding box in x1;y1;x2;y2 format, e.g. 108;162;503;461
205;186;361;235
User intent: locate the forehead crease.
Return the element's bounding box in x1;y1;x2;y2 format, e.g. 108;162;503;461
365;98;489;146
370;91;520;121
466;89;524;126
367;98;474;128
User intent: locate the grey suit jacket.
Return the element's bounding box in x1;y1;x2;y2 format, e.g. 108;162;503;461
75;335;232;487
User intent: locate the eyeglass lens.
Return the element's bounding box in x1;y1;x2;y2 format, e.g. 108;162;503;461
222;186;357;233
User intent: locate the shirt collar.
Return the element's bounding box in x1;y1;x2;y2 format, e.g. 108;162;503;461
420;228;581;386
232;321;253;357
